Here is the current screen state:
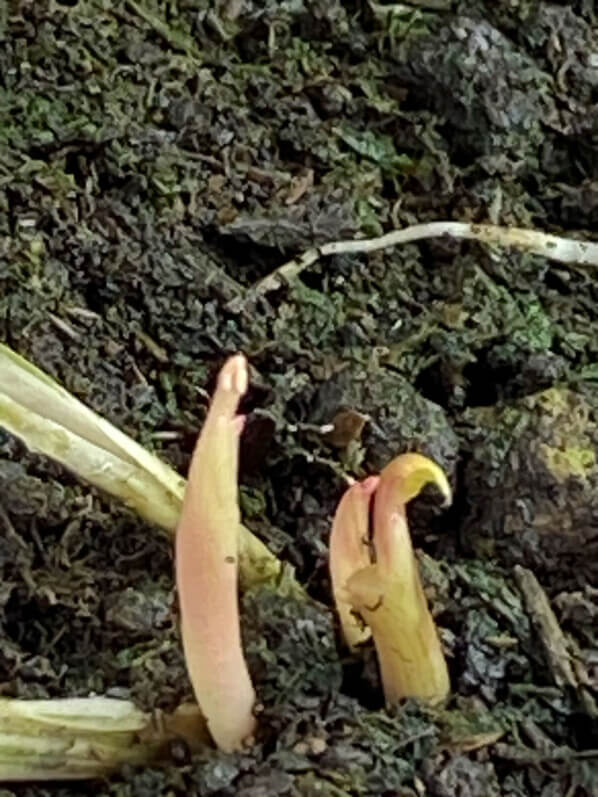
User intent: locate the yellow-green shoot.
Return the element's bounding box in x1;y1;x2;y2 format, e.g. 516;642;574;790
331;453;452;706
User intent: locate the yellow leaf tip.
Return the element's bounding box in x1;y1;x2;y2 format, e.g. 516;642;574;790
381;452;452;507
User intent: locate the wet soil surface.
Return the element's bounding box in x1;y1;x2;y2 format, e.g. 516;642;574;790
1;1;597;794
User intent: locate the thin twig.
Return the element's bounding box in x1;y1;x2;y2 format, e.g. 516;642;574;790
47;313;81;341
227;221;598;312
369;0;452;13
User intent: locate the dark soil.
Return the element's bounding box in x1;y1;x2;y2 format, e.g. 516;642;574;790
1;0;597;794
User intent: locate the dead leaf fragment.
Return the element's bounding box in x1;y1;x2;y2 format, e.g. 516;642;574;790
325;409;369;448
285;169;314;205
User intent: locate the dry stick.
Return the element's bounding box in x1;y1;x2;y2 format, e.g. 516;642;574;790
229;222;598;311
514;565;577;690
514;565;597;718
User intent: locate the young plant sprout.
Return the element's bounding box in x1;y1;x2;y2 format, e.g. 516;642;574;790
329;476;379;649
176;354;256;753
331;453;452;706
